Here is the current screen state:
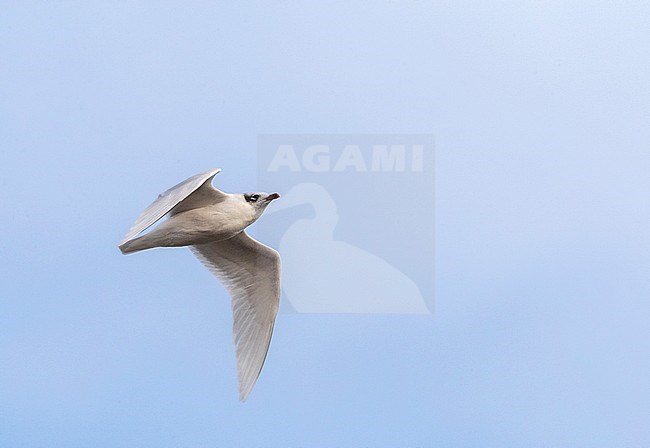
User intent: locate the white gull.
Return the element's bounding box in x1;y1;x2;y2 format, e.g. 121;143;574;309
118;168;280;401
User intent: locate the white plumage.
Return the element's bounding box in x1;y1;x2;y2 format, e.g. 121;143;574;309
119;168;281;401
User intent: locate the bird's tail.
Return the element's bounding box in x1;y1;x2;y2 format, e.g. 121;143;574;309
118;236;149;254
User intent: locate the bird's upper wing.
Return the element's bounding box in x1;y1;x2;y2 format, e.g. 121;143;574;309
190;231;281;401
119;168;224;246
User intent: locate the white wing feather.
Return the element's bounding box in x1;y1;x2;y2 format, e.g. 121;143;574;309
190;232;281;401
119;168;223;246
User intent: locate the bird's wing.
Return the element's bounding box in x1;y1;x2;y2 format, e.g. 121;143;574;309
119;168;224;246
190;231;281;401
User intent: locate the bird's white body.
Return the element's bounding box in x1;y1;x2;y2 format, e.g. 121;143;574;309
121;195;258;253
118;168;281;401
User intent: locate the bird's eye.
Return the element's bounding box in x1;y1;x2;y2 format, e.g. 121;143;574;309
245;193;259;203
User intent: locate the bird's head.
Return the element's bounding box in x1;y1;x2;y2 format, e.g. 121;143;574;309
243;192;280;218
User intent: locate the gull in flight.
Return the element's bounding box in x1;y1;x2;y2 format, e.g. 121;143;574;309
118;168;281;401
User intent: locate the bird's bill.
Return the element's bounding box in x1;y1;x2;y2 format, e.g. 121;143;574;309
265;193;280;202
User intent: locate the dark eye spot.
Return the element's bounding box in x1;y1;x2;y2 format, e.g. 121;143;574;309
245;193;260;203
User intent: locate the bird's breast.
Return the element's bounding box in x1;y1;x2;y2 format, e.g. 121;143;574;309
167;204;254;243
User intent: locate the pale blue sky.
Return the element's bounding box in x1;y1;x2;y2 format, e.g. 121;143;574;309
1;2;649;447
